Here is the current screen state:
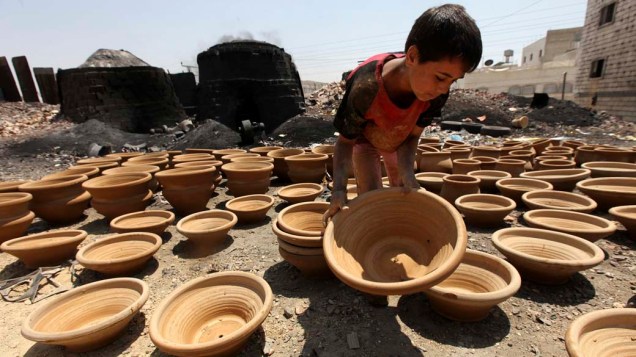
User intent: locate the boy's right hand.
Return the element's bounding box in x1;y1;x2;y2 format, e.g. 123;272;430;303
323;189;348;226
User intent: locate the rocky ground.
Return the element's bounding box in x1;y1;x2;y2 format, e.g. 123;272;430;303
0;87;635;356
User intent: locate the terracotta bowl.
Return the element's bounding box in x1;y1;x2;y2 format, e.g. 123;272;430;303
284;153;328;183
231;156;274;164
272;218;322;248
173;160;222;185
535;159;576;170
249;146;284;156
21;278;149;352
82;172;151;200
105;152;144;162
471;156;498;170
523;209;616;242
212;148;247;161
123;157;169;170
467;170;512;193
103;164;160;191
415;172;448;193
267;148;305;181
76;156;122;166
425;249;521;322
277;201;330;237
491;227;604;284
522;190;597;213
18;175;91;225
0;192;35;243
110;210;175;235
149;271;273;357
324;188;467;296
581;161;636;178
576;177;636;211
608;205;636;240
41;166;100;180
565;308;636;357
176;210;238;248
184;148;215;155
76;232;162;276
519;168;591;191
0;180;29;193
90;189;154;220
225;194;274;224
76;161;119;174
155;167;216;214
221;153;260;165
277;238;332;278
277;183;324;204
454;194;516;227
1;230;87;268
496;178;554;203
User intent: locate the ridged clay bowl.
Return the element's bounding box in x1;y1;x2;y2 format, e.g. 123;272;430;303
76;232;162;276
575;177;636;211
110;210;175;235
454;194;516;227
21;278;149;352
519;168;591;191
581;161;636;178
424;249;521;322
225;194;274;224
149;271;273;357
523;209;616;242
277;201;330;237
608;205;636;240
496;178;553;203
467;170;512;193
271;218;322;248
415;172;448;193
0;192;35;243
323;188;467;296
176;210;238;249
18;174;91;224
277;183;324;204
1;230;87;268
522;190;597;213
277;238;332;278
491;227;604;284
565;308;636;357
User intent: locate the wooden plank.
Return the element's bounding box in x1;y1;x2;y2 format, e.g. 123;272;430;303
0;56;22;101
12;56;39;102
33;67;60;104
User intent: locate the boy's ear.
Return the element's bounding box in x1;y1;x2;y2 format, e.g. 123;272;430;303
405;45;419;66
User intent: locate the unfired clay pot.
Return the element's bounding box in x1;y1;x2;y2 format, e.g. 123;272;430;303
594;147;635;163
105;152;144;162
565;308;636;357
491;227;604;284
267;148;305;181
174;160;222;186
562;140;586;150
285;154;328;183
149;271;272;357
581;161;636;178
103;165;160;192
454;194;516;227
425;249;521;322
471;146;501;159
76;232;162;276
225;194;274;224
155;167;216;214
576;177;636;210
0;180;29;193
76;156;121;166
271;218;322;248
277;183;324;204
521;190;597;213
123;156;169;170
609;205;636;240
415;172;448;193
496;178;553;203
0;192;35;243
221;162;273;197
277;201;330;237
82;173;152;219
471;156;498;170
523;209;616;242
440;174;481;204
574;145;599;166
535;159;577;170
494;158;526;177
278;238;332;279
417;151;453;173
110;210;175;235
211;148;247;161
1;230;87;268
41;166;100;181
323;188;467;296
467;170;511;193
220;153;260;165
443;147;472;160
176;210;238;249
311;144;335;174
249;146;284;156
18;175;90;225
452;159;481;175
21;278;149;352
520;168;591;191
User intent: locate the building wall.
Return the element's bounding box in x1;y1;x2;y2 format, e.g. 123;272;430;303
574;0;636;121
522;38;546;67
544;27;582;62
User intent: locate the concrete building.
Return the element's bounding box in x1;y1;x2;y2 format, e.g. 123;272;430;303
574;0;636;121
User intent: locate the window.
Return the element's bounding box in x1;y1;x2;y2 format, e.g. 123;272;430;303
523;56;526;63
539;50;543;57
530;53;533;61
599;2;616;26
590;59;605;78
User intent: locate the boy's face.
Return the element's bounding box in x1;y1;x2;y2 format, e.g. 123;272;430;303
406;46;465;102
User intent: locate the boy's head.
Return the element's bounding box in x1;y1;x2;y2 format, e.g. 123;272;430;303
405;4;482;73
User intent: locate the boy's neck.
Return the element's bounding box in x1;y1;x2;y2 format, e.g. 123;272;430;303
382;57;416;108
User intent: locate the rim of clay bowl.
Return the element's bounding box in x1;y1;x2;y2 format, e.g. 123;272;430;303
523;209;616;237
221;162;274;173
455;194;516;212
467;170;512;179
103;165;160;175
266;148;305;158
277;183;324;199
42;166;100;180
277;201;330;237
225;194;274;213
565;308;636;357
249;146;284;154
521;190;597;212
76;232;162;267
110;210;175;232
0;192;33;207
496;178;554;191
19;174;88;191
176;209;238;236
271;218;322;247
82;172;151;190
519;168;591;180
608;205;636;221
155;166;216;178
1;229;87;252
576;177;636;194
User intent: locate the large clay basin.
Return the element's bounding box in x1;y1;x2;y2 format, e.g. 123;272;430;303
415;172;448;193
123;156;169;170
155;167;216;214
519;168;591;191
271;218;322;248
149;271;272;357
110;210;175;235
522;190;597;213
285;153;328;183
277;183;324;204
574;145;599;166
225;194;274;224
278;238;332;278
267;148;305;181
83;173;152;219
0;180;29;193
277;201;330;237
76;232;162;276
212;148;247;161
0;192;35;243
566;308;636;357
18;175;90;225
1;230;87;268
492;227;604;284
467;170;511;193
594;147;636;163
41;166;100;181
425;249;521;321
103;165;160;192
21;278;149;352
0;211;35;244
581;161;636;178
523;209;616;242
454;194;516;227
176;210;237;249
609;205;636;240
496;178;553;203
576;177;636;210
221;162;273;197
249;146;284;156
440;174;480;204
323;188;467;296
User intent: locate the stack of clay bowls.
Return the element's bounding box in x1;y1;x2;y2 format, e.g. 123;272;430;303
522;190;597;213
609;205;636;239
1;230;87;268
440;174;481;204
0;192;35;243
523;209;616;242
566;308;636;357
285;153;328;183
149;271;273;356
267;148;305;181
124;154;169;170
176;209;238;250
581;161;636;178
103;165;160;192
576;177;636;210
468;170;511;193
323;188;467;295
225;194;274;224
277;183;324;204
454;194;516;227
110;210;175;235
520;168;591;191
82;172;152;220
155;167;216;214
496;178;553;204
18;175;91;225
221;162;273;197
21;278;149;352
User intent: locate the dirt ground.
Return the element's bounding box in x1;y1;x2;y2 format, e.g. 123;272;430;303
0;100;635;357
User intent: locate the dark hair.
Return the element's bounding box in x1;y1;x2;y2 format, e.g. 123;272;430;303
405;4;482;73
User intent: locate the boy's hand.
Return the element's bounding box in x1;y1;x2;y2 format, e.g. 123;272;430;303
323;189;348;226
400;174;420;194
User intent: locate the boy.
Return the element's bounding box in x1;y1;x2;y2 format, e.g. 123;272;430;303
325;4;482;221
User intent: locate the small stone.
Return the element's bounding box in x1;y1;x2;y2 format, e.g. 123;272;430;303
613;302;625;308
283;307;294;319
295;305;306;315
263;338;275;355
327;305;335;314
512;307;521;315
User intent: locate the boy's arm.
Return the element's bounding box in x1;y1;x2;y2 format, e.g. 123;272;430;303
396;125;423;193
324;135;355;223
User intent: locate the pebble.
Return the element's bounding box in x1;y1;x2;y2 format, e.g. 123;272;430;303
283;307;294;319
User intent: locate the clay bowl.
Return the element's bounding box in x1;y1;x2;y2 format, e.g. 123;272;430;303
467;170;511;193
496;178;554;204
519;168;591;191
176;210;238;248
311;144;335;173
1;230;87;268
249;145;284;156
184;148;215;155
76;156;122;166
18;175;90;225
566;308;636;357
471;156;498;170
173;160;222;185
123;156;169;170
155;167;216;214
285;153;328;183
323;188;467;296
415;172;448;193
523;209;616;242
452;159;481;175
576;177;636;210
522;190;597;213
454;194;516;227
110;210;175;235
471;146;501;159
230;156;274;164
225;194;274;224
76;232;162;276
212;148;247;161
0;192;35;243
491;227;604;284
608;205;636;240
440;174;481;204
277;201;330;237
91;189;153;221
220;153;260;165
267;148;305;181
103;165;160;192
277;238;332;278
21;278;149;352
277;183;324;204
0;211;35;244
82;172;151;201
425;249;521;322
581;161;636;178
271;218;322;248
221;162;273;197
105;152;144;162
0;180;29;193
535;159;576;170
149;271;273;357
41;166;100;180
